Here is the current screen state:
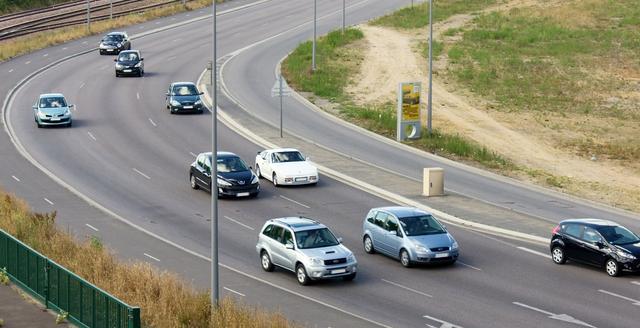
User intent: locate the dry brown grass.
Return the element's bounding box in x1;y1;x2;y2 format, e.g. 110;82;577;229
0;188;296;328
0;0;215;62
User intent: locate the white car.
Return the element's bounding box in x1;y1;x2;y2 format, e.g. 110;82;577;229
255;148;318;186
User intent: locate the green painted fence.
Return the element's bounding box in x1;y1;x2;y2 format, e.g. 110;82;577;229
0;229;141;328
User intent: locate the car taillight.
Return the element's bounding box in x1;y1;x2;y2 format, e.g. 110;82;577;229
552;225;560;235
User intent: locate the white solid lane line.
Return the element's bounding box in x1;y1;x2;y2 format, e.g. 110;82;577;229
598;289;640;305
279;195;310;208
144;253;161;262
148;118;157;127
516;246;550;259
224;216;255;230
632;281;640;286
133;168;151;180
85;224;99;232
381;279;432;298
223;287;245;297
11;175;20;182
87;132;97;141
44;198;54;205
423;315;463;328
457;261;482;271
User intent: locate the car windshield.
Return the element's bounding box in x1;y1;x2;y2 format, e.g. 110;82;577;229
398;214;446;236
39;97;67;108
273;151;305;163
216;156;248;173
103;34;123;42
295;228;339;249
173;84;198;96
597;226;640;245
118;52;138;61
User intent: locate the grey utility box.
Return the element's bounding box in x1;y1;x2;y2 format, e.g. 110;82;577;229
423;167;444;197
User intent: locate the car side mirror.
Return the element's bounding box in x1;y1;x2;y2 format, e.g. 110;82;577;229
249;166;253;170
69;104;74;108
113;58;117;62
199;91;204;95
306;156;311;161
285;243;294;250
257;151;262;155
595;241;605;249
337;237;343;244
140;58;144;61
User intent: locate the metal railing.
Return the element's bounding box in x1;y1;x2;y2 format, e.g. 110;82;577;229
0;229;140;328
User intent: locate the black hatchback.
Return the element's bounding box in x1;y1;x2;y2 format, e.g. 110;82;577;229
114;50;144;77
166;82;204;114
550;219;640;277
189;152;259;198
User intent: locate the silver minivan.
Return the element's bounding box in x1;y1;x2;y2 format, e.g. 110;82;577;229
256;217;357;285
362;207;459;267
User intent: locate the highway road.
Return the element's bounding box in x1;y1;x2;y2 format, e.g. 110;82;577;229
1;0;640;327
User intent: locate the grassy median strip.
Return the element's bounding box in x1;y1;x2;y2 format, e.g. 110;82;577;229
0;189;296;328
0;0;217;62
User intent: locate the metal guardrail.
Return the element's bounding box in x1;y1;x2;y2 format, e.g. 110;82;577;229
0;229;141;328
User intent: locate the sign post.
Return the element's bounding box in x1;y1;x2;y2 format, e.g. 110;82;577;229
271;76;292;137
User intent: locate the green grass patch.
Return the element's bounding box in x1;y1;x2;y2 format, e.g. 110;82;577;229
371;0;495;29
282;28;364;101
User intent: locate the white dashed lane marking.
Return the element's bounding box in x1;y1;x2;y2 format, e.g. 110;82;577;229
11;175;20;182
133;168;151;180
457;261;482;271
223;287;245;297
190;152;197;157
25;61;31;65
43;53;48;57
144;253;160;262
598;289;640;305
44;198;54;205
8;69;13;73
517;246;550;259
224;216;255;230
279;195;310;208
632;281;640;286
148;118;157;127
381;279;432;298
79;82;85;89
85;224;99;232
136;92;140;100
87;132;97;141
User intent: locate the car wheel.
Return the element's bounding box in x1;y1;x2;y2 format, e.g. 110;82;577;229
342;273;356;281
260;251;274;272
170;107;176;115
363;235;375;254
272;173;279;187
296;264;310;285
605;259;620;277
255;165;262;179
400;249;412;268
551;246;566;264
190;174;199;190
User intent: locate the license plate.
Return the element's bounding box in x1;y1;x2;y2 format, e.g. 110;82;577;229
236;192;249;197
331;268;346;274
435;252;449;258
123;69;131;72
295;177;307;182
107;49;113;52
183;106;193;109
50;118;60;121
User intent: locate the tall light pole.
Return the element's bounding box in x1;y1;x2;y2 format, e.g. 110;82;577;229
342;0;345;33
86;0;91;32
427;0;433;135
211;0;219;307
312;0;317;71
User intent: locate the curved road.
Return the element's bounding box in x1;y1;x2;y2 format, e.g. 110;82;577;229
2;1;639;327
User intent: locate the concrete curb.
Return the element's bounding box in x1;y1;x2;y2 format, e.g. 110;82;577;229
199;70;549;245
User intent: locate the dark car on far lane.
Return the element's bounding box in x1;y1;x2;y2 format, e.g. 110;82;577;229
99;31;130;55
550;218;640;277
190;152;259;198
114;50;144;77
166;82;204;114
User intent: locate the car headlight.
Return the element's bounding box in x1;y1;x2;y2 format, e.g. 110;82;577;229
415;244;429;253
117;43;122;48
452;241;459;249
251;174;258;184
195;99;202;105
115;63;123;69
217;178;231;187
64;109;71;116
99;43;106;49
134;62;142;68
617;250;636;260
38;111;47;119
347;253;356;262
310;257;323;265
170;99;181;106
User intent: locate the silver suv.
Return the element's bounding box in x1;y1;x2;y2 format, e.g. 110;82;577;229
256;217;357;285
362;207;459;267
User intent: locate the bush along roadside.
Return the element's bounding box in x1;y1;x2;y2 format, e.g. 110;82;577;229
0;0;220;62
282;27;512;172
0;189;296;328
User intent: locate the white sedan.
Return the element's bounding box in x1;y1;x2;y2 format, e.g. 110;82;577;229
255;148;318;186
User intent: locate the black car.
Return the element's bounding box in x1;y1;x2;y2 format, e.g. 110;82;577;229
190;152;259;198
550;219;640;277
114;50;144;77
166;82;204;114
99;32;130;55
